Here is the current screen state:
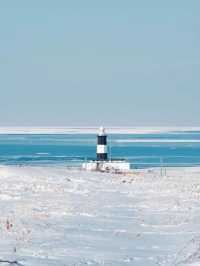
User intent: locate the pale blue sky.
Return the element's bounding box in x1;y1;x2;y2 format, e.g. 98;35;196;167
0;1;200;126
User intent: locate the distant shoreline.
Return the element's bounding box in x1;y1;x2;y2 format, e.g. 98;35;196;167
0;126;199;134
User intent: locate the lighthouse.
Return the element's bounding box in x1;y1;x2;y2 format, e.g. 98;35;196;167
97;127;108;161
82;127;130;172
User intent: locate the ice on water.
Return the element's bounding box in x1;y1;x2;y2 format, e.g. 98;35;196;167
0;166;200;265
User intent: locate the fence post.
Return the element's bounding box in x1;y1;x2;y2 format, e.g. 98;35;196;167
160;157;163;177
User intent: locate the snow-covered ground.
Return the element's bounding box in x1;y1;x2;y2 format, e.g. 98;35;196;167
0;166;200;266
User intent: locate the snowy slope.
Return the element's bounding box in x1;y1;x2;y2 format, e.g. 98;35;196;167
0;166;200;265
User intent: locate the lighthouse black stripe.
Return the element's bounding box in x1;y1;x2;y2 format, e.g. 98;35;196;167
97;136;107;145
97;153;108;161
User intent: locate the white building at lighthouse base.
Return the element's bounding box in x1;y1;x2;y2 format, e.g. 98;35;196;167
82;160;130;173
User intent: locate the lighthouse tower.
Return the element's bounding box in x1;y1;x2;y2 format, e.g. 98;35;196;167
97;127;108;161
82;127;130;172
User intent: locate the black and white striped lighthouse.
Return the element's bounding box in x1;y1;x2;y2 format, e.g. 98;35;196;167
82;127;130;171
97;127;108;161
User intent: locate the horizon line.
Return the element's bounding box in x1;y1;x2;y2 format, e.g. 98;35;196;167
0;126;199;134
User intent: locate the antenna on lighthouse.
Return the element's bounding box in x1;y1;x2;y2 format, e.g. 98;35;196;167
97;126;108;161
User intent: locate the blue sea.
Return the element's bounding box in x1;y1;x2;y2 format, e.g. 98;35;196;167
0;131;200;168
